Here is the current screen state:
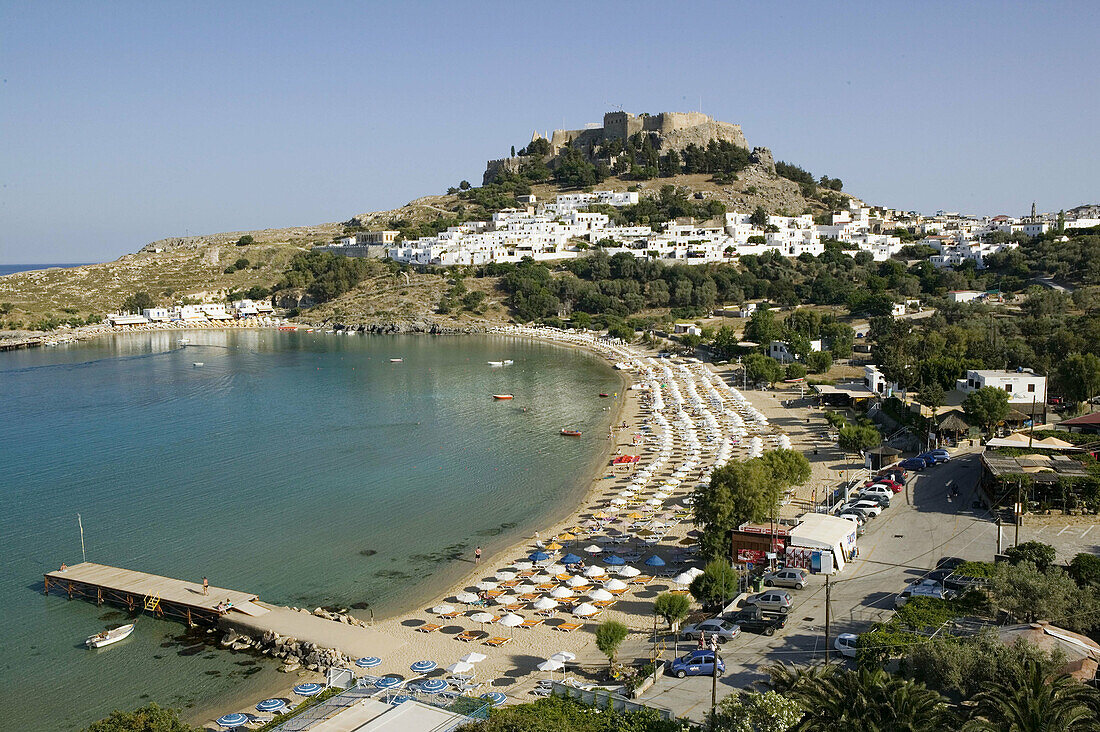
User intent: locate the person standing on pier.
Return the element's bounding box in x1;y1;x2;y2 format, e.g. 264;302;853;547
202;576;209;595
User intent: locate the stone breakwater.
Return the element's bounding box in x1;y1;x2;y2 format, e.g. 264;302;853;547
219;607;370;674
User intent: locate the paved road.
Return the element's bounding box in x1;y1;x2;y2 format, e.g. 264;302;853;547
640;453;999;720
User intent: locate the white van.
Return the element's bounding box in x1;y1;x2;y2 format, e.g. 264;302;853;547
895;579;956;607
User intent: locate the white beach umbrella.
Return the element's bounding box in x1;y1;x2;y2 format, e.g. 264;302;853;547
583;544;602;554
566;575;588;588
460;652;488;663
573;602;599;617
494;594;520;606
476;581;498;591
537;658;564;672
603;578;628;591
617;566;641;578
549;586;574;599
512;561;533;570
495;570;516;581
455;592;479;604
610;498;627;505
583;565;606;578
533;572;555;583
532;597;558;610
498;613;524;627
470;612;496;624
671;572;695;587
646;498;663;506
447;661;476;675
432;604;455;615
545;564;566;574
550;651;576;663
587;588;613;602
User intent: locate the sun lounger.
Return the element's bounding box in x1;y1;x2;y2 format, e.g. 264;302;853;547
439;610;462;619
485;589;504;598
498;579;519;588
502;602;526;611
593;599;616;608
516;570;536;578
536;583;556;591
669;588;690;595
519;618;544;629
555;622;582;632
607;588;628;596
630;575;652;585
417;623;442;633
455;630;482;642
484;636;512;647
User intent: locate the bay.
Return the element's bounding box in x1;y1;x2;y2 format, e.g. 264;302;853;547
0;330;621;729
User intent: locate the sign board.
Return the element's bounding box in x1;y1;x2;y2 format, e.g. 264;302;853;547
737;549;768;565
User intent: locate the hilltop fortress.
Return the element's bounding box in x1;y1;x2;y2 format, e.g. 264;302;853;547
485;111;754;185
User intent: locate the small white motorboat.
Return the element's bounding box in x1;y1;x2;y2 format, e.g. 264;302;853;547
488;361;504;367
192;362;204;367
86;623;135;649
503;360;514;365
390;358;403;363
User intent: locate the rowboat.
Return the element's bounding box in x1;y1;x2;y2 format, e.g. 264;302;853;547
560;429;582;437
503;360;514;365
492;394;514;400
86;623;135;649
599;393;609;397
488;361;504;367
390;358;403;363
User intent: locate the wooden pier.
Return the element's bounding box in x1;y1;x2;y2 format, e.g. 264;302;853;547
44;562;268;627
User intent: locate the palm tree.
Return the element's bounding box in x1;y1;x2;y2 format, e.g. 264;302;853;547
964;659;1100;732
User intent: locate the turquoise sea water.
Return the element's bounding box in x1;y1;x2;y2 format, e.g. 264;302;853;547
0;330;620;729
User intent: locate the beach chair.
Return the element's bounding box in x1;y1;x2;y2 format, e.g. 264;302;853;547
593;599;616;608
516;569;536;578
484;636;512;647
498;579;519;589
630;575;652;585
536;582;556;591
439;610;462;619
502;602;526;612
416;623;442;633
519;618;544;630
485;589;504;598
607;588;628;596
455;630;482;642
555;622;582;632
517;592;539;601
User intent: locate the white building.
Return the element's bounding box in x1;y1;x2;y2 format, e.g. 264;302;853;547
864;364;895;396
767;339;822;364
956;369;1046;404
142;307;170;322
948;290;985;303
108;313;149;326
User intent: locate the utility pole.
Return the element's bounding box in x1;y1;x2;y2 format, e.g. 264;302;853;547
711;638;719;715
824;574;832;663
1015;478;1022;547
996;518;1003;554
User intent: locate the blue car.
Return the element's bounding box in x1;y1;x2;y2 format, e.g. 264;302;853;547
669;649;726;678
928;449;951;462
899;457;927;471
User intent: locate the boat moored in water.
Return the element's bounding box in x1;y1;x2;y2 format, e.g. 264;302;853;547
560;429;582;437
86;623;135;649
492;394;514;400
390;358;403;363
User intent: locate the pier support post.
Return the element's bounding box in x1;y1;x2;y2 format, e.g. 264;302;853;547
97;588;103;606
67;582;74;599
186;608;192;627
44;576;49;595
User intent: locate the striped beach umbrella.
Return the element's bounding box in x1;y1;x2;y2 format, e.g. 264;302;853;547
420;678;448;693
216;713;249;728
410;660;436;673
482;691;507;705
355;657;382;669
293;683;324;697
375;676;402;689
255;699;286;713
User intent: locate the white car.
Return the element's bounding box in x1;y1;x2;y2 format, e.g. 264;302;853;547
835;633;858;658
895;579;955;607
861;484;893;501
837;512;864;527
847;500;883;517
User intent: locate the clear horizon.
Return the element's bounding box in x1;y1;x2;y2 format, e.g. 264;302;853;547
2;0;1098;263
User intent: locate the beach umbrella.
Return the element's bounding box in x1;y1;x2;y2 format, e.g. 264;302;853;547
482;691;507;705
512;560;533;570
476;581;499;591
619;490;636;498
604;555;626;566
635;529;655;537
498;613;523;627
583;565;606;578
560;553;583;565
644;555;666;567
389;694;411;705
582;519;599;528
545;563;566;574
455;591;479;604
593;511;609;519
375;676;402;689
459;652;487;663
573;602;599;617
493;594;519;606
216;713;249;728
566;575;588;588
528;551;550;562
550;651;577;663
410;660;437;674
549;586;574;599
544;542;564;552
604;505;621;513
355;656;382;669
685;566;705;578
610;498;627;505
557;532;576;541
583;544;602;554
419;678;448;694
672;571;695;587
588;588;613;602
537;658;564;672
646;498;663;506
432;604;455;615
293;683;324;697
470;611;496;624
495;570;516;581
447;661;476;675
627;512;645;519
256;699;286;713
532;597;558;610
603;578;628;591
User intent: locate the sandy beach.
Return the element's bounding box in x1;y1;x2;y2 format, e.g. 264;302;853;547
190;325;826;729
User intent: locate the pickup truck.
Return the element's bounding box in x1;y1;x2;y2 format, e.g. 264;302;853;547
721;607;788;636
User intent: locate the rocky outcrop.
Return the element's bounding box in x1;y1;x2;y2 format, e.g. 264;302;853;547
750;146;776;174
219;607;368;673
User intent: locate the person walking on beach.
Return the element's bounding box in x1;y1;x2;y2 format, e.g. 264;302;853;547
474;547;482;564
202;576;209;595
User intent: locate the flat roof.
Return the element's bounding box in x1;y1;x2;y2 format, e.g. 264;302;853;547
303;698;471;732
790;513;857;549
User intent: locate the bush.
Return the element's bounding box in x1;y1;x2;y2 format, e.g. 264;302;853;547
1068;553;1100;587
236;234;254;246
1004;541;1057;573
804;350;833;374
785;363;807;380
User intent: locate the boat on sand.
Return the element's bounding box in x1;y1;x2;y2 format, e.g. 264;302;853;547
492;394;514;400
560;429;582;437
86;623;135;649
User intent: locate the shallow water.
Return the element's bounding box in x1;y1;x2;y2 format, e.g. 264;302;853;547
0;330;620;729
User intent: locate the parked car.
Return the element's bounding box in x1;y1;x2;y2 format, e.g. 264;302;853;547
857;492;891;508
762;568;808;590
896;579;956;607
681;618;741;643
742;590;794;614
875;469;907;484
899;457;928;471
837;512;865;527
846;500;883;517
669;649;725;678
927;449;951;461
835;633;859;658
722;607;788;636
860;485;894;503
918;452;946;465
867;478;903;493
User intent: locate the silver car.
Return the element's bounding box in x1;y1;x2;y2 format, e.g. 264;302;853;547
680;618;741;643
742;590;794;613
761;568;808;590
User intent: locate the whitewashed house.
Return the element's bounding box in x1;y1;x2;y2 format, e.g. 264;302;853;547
956;369;1046;404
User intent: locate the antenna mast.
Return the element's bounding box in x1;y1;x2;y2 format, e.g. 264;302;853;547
78;514;86;562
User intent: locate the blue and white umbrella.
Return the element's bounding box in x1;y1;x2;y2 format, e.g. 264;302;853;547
560;553;583;565
482;691;507;705
528;551;550;562
375;676;402;689
644;555;666;567
604;554;626;565
293;683;324;697
420;678;448;693
410;660;437;673
355;656;382;668
390;694;411;705
216;713;249;727
256;698;286;713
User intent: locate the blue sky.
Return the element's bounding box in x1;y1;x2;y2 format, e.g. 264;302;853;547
2;0;1097;262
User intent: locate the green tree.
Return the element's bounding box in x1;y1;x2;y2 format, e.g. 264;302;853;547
235;234;254;246
233;257;250;270
84;703;200;732
653;592;691;630
712;325;739;360
785;363;807;380
744;308;782;346
744;353;784;386
121;291;155;313
918;382;945;419
689;559;741;609
1067;552;1100;587
963;386;1011;436
705;690;804;732
1004;541;1057;573
750;206;768;228
1056;352;1100;406
757;449;812;486
595;620;629;670
838;424;880;454
988;562;1098;632
964;660;1099;732
803;350;833;374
